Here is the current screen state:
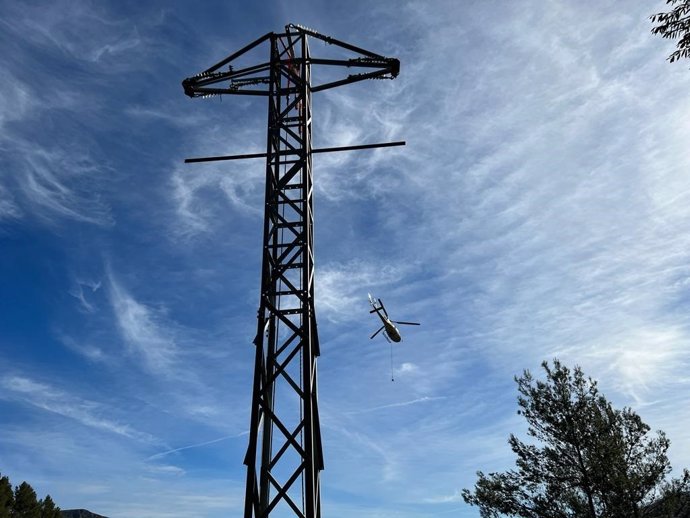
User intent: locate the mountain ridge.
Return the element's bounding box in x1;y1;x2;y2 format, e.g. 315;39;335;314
61;509;109;518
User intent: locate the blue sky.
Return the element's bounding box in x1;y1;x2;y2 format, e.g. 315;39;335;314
1;1;689;517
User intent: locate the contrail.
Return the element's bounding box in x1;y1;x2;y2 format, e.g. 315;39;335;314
146;431;248;460
346;396;446;415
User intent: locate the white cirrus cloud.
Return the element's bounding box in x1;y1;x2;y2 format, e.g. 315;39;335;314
1;1;144;68
316;259;412;322
168;125;264;240
56;333;106;363
1;143;114;226
0;374;156;443
0;183;22;221
67;279;102;314
108;271;179;375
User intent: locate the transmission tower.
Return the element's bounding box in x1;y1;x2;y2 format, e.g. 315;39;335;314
182;23;400;518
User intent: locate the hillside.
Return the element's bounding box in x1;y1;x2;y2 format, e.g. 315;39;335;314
61;510;109;518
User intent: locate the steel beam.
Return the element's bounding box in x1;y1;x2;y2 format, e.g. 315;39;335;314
182;23;400;518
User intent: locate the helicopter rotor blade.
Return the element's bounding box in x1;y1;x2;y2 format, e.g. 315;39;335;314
393;321;420;326
378;299;389;318
370;326;385;339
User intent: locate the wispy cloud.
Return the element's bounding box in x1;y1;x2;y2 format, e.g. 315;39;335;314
146;432;247;461
327;424;401;482
1;2;144;68
56;333;106;362
87;27;141;63
168;122;265;240
0;374;156;443
0;3;157;230
144;464;186;476
575;325;690;404
0;139;114;226
22;147;113;225
316;259;412;322
422;489;464;504
170;167;214;236
125;105;207;128
0;183;22;221
68;278;102;313
108;271;179;375
0;80;33;130
346;395;446;415
0;72;106;227
171;163;263;237
102;267;248;432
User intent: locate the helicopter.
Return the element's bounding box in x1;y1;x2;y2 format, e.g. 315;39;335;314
368;293;420;342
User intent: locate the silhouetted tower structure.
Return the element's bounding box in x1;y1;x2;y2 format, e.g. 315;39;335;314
182;24;400;518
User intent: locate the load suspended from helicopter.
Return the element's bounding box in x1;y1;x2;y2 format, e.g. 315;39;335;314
368;293;420;342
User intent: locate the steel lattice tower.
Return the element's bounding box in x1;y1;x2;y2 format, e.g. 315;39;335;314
182;24;400;518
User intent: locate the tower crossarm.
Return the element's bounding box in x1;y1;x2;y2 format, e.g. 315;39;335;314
286;23;399;90
182;24;399;98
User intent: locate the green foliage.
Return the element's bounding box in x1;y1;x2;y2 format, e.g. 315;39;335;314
0;475;13;518
462;360;690;518
0;476;63;518
13;482;41;518
651;0;690;63
39;495;60;518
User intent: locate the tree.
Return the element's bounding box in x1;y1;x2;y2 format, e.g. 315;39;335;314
39;495;60;518
0;475;12;518
12;482;41;518
651;0;690;63
462;360;690;518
